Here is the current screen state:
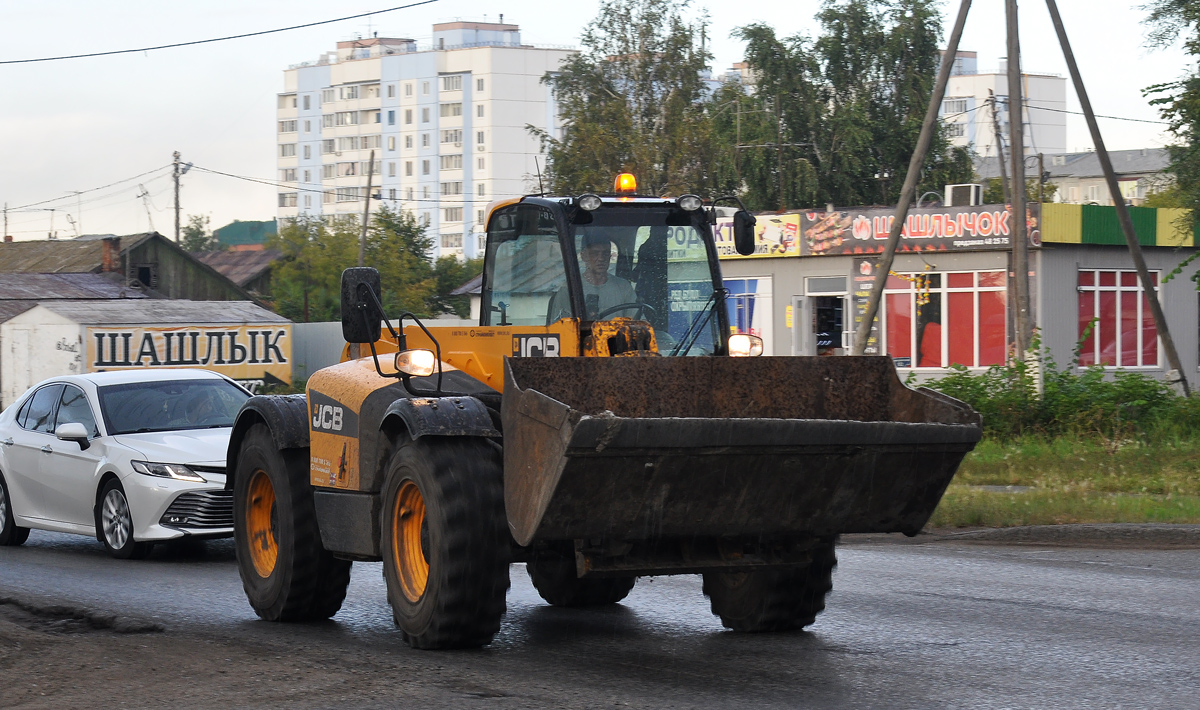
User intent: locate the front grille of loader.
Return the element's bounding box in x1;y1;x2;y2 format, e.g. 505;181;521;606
160;490;234;529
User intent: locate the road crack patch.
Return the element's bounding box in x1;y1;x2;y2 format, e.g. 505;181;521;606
0;594;163;634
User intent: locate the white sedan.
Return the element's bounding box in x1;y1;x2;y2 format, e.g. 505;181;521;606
0;369;251;558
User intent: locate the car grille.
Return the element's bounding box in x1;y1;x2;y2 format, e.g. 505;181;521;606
160;490;233;529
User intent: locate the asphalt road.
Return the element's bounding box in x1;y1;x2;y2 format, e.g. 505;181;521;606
1;531;1198;709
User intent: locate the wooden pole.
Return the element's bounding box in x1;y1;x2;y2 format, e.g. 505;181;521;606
989;91;1011;205
1006;0;1033;356
851;0;974;355
359;149;375;268
1044;0;1189;394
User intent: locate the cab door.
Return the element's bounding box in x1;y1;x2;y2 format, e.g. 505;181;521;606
38;385;104;527
5;384;64;522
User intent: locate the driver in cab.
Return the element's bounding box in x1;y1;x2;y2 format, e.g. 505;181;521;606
549;234;638;321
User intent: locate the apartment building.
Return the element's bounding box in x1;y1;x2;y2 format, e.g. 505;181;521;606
938;51;1067;158
276;22;575;259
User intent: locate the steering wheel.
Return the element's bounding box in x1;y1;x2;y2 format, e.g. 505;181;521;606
594;302;657;321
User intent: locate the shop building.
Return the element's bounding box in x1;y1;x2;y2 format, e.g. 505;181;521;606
716;203;1200;381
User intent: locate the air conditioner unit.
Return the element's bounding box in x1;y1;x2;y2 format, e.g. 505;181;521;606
945;183;983;207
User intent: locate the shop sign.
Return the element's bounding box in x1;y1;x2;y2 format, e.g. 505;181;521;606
714;213;801;258
86;324;292;393
849;259;881;355
800;204;1041;256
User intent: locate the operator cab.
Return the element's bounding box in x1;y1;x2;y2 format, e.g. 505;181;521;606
479;175;760;357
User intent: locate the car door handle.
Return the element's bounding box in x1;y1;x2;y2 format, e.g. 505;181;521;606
41;445;53;453
1;438;12;447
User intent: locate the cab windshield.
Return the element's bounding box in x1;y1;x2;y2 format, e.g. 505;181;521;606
569;206;723;356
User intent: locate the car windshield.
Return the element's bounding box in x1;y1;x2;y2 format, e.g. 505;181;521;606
570;206;722;356
97;379;250;435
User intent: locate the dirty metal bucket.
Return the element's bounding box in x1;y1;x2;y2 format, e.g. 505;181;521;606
501;357;982;547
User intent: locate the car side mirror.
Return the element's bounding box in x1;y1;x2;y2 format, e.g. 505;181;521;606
55;422;90;450
733;210;757;256
340;267;383;344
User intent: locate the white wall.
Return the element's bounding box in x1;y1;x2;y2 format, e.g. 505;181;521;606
0;307;85;409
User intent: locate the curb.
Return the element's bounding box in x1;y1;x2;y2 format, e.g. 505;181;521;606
844;524;1200;548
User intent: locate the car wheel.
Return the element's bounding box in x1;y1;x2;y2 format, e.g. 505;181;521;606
0;473;31;546
97;479;151;560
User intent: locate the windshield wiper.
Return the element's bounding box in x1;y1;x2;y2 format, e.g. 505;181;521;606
669;289;725;357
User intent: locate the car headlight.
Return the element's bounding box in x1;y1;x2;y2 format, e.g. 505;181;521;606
131;460;206;483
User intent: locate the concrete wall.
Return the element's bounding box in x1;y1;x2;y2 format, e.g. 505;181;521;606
0;307;84;409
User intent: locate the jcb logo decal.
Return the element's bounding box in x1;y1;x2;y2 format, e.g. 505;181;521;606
312;404;344;431
308;391;359;437
512;334;560;357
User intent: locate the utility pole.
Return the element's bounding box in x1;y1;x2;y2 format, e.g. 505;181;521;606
173;151;182;242
3;203;7;241
851;0;973;356
1038;152;1045;204
1006;0;1033;358
735;99;742;185
359;149;376;267
988;90;1011;205
1045;0;1189;394
776;95;784;210
70;191;83;236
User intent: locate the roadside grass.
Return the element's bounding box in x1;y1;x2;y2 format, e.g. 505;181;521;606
930;488;1200;528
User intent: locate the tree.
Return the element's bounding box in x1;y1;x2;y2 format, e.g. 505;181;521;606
730;1;973;210
181;214;218;252
533;0;715;196
981;177;1057;205
1143;1;1200;217
267;207;472;323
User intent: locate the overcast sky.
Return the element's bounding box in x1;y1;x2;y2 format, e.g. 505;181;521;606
0;0;1189;241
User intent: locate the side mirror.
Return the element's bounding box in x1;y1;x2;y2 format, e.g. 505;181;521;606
55;422;90;450
733;210;757;256
340;267;383;344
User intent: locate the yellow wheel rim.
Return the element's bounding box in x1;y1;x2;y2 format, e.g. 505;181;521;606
393;480;429;602
246;469;278;578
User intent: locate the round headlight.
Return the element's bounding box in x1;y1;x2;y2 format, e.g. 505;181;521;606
728;333;764;357
677;194;703;211
395;348;437;377
578;194;602;211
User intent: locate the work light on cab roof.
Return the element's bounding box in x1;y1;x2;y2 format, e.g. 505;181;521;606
614;172;637;193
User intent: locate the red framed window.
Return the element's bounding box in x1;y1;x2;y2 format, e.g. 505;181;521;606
883;271;1008;368
1077;269;1159;367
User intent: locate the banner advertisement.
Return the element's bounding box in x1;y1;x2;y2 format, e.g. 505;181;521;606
86;324;293;393
714;213;801;258
800;204;1041;256
849;259;881;356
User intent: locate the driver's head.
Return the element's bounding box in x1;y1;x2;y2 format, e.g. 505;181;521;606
580;234;612;276
185;390;215;424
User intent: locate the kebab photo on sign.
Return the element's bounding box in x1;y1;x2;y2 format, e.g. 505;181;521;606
803;211;851;254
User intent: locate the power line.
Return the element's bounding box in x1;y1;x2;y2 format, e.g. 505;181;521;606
0;0;438;65
191;164;482;203
7;165;172;211
1024;104;1169;125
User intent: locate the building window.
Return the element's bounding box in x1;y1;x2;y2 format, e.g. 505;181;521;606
442;76;462;92
405;109;413;125
304;194;312;208
387;84;396;98
423;186;429;199
278;192;297;207
279;143;297;157
1086;184;1101;202
303;95;311;110
388;136;396;151
1077;270;1159;367
440;154;463;170
335;111;359;126
477;105;484;118
336;187;360;202
478;157;485;169
946;123;965;137
278;95;296;109
405;161;413;177
405;135;413;149
421;108;430;123
405;83;413;97
322;164;336;179
279;120;297;133
421;212;430;226
389;188;396;200
442;233;463;249
477;209;485;225
323;190;334;204
304;120;311;133
321;89;335;104
388;162;396;177
322;114;335;128
422;134;430;148
341;85;359;100
477;78;484;92
441;181;463;196
422;81;430;95
422;160;430;175
884;271;1008;368
440;103;462;118
444;207;463;222
322;139;335;154
372;111;381;124
303;169;310;182
303;145;311;160
477;131;485;146
407;187;414;201
280;168;297;182
943;98;968;115
338;162;358;177
388;110;395;125
441;129;463;144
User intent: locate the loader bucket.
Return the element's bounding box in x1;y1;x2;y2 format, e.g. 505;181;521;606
501;357;981;547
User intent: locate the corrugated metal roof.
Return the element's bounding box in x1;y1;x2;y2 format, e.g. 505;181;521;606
974;148;1169;181
0;301;36;323
191;249;282;287
31;299;290;325
214;220;277;246
0;239;106;273
0;273;148;300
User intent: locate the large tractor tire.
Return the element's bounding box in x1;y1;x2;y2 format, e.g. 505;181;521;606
528;548;636;607
702;537;837;632
234;424;351;622
381;437;509;649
